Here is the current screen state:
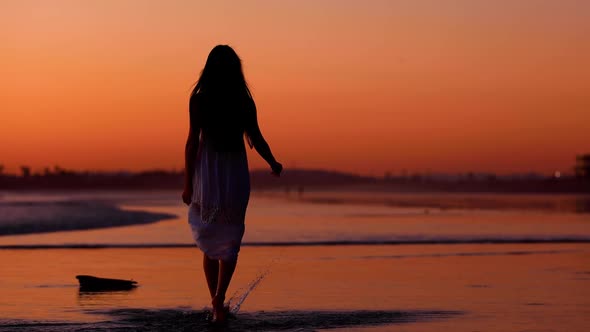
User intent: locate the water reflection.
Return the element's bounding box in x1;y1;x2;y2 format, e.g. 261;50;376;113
0;308;462;331
89;308;462;331
77;289;137;308
293;192;590;214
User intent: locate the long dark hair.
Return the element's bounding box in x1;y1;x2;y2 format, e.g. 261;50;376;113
191;45;252;99
190;45;255;150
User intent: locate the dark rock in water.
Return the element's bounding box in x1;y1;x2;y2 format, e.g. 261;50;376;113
75;275;137;291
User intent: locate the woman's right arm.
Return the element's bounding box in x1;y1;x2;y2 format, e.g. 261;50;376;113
184;124;198;187
182;97;201;204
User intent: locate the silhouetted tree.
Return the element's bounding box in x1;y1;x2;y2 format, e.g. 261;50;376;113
575;154;590;179
54;165;64;175
0;164;4;176
20;166;31;178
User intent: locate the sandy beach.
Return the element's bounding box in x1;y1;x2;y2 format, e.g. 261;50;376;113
0;244;588;331
0;191;589;331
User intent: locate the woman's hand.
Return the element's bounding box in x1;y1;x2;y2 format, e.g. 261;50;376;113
182;186;193;205
271;161;283;177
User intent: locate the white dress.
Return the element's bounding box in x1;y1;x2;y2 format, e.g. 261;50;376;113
188;134;250;261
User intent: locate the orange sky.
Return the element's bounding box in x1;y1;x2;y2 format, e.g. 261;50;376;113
1;1;589;176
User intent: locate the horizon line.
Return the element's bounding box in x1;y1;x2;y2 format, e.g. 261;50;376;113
0;166;578;178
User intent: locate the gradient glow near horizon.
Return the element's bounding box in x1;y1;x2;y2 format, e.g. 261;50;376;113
1;1;589;176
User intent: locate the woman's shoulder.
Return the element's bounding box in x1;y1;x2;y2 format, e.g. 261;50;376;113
190;92;253;112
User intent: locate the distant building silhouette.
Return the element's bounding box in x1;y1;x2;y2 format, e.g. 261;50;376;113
575;154;590;179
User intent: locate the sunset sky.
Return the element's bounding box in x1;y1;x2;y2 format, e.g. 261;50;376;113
1;1;589;176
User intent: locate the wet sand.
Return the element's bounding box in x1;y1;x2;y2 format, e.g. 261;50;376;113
1;191;589;330
1;243;588;331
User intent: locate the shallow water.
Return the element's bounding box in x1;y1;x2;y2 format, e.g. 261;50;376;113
0;190;589;331
0;245;588;331
0;308;462;332
1;191;589;247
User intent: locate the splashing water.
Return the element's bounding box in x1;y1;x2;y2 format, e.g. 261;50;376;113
228;269;270;314
227;252;282;314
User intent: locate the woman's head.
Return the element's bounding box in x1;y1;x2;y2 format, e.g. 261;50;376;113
192;45;251;97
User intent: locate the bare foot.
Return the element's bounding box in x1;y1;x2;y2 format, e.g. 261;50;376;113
211;295;227;324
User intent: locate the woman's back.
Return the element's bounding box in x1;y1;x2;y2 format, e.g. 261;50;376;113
190;92;254;152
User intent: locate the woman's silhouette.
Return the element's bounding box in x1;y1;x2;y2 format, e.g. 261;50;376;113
182;45;282;323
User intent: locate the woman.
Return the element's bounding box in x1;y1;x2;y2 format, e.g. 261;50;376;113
182;45;282;323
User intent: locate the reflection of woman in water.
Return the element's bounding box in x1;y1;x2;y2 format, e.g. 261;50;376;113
182;45;282;323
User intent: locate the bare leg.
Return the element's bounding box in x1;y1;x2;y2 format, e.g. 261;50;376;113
203;254;219;299
212;258;238;323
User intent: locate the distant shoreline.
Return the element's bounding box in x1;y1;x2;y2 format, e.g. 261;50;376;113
0;168;588;194
1;238;590;249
